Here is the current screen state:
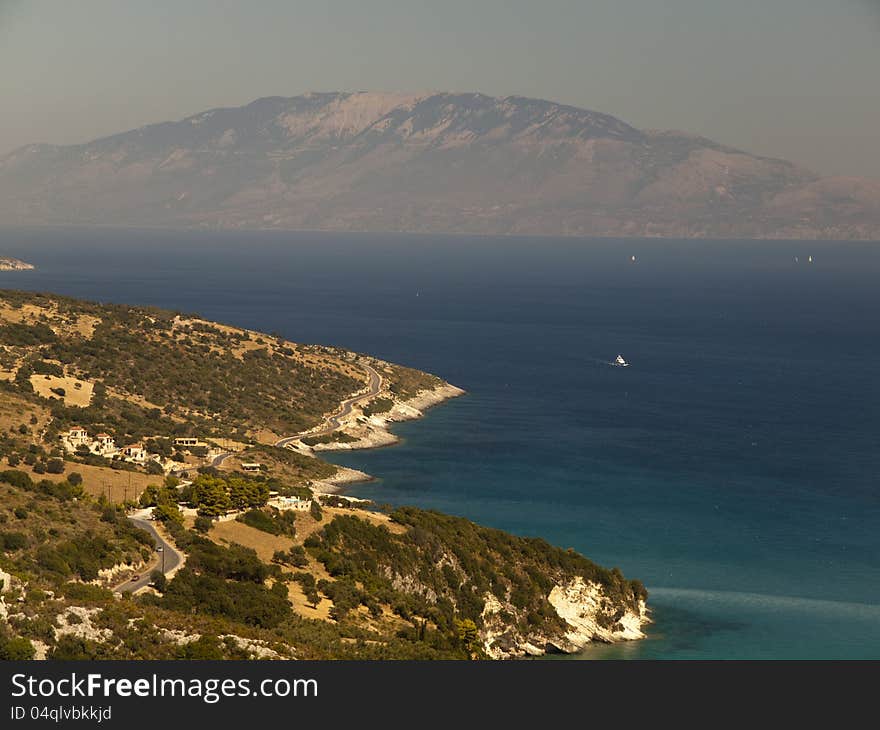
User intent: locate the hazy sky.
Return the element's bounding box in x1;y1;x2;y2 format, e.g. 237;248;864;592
2;0;878;177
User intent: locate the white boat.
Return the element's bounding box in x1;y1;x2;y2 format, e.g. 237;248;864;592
613;354;629;367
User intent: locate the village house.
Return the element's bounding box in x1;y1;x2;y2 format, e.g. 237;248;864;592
93;433;116;455
240;462;262;473
174;437;201;448
65;426;89;445
59;427;123;459
122;443;147;462
269;496;311;511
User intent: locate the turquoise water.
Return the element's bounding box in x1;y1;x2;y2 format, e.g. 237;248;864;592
554;589;880;660
1;227;878;658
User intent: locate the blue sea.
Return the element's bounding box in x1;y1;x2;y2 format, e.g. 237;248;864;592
2;226;878;659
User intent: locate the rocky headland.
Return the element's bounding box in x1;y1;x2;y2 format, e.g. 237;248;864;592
0;257;34;271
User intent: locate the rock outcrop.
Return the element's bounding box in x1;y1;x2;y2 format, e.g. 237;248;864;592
307;383;466;454
481;577;648;659
304;505;650;659
0;257;34;271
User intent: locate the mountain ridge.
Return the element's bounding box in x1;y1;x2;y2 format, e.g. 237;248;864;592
2;91;878;239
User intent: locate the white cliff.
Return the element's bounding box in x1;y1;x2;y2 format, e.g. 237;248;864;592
481;577;649;659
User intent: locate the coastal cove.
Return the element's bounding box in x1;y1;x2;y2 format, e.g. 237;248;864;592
1;227;879;659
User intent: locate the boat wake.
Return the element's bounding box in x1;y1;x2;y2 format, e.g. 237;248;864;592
583;356;631;368
648;587;880;621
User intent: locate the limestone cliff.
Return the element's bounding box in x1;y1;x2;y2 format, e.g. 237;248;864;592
481;577;648;659
304;507;649;659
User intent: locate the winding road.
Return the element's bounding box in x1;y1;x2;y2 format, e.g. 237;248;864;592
209;450;233;468
178;362;382;471
117;364;381;596
115;514;184;594
275;362;382;448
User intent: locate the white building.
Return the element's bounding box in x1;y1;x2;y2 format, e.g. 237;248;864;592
66;426;89;444
122;444;146;462
93;433;116;455
269;496;311;512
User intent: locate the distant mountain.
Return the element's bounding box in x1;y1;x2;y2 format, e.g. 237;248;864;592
2;91;878;239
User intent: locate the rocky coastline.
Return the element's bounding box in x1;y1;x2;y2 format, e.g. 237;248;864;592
298;381;650;658
0;257;35;271
482;577;650;659
308;382;466;455
294;381;464;494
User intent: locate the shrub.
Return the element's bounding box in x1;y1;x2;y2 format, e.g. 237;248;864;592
237;509;276;534
293;572;321;607
138;485;161;507
272;545;308;568
145;461;164;476
301;432;358;447
177;635;225;660
38;479;83;501
0;470;33;489
0;531;29;551
362;397;394;417
32;360;63;377
150;570;167;592
0;634;35;660
0;322;57;346
50;635;111;660
60;583;114;603
46;458;65;474
152;503;183;524
236;508;294;537
160;540;291;629
35;546;70;576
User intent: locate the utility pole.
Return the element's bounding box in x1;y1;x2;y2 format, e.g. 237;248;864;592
157;546;165;574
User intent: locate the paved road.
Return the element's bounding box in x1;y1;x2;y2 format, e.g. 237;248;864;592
210;450;233;468
174;362;382;472
115;366;381;594
171;447;232;478
275;362;382;448
115;516;184;594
